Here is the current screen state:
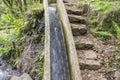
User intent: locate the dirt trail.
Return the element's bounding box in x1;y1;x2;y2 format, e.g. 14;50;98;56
63;0;118;80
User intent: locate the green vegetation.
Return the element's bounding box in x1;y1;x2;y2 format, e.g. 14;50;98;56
36;52;44;76
76;1;89;9
0;13;24;59
76;1;120;79
112;21;120;38
48;0;56;3
91;28;113;40
0;0;44;79
91;1;120;12
85;1;120;40
0;1;43;57
77;0;120;75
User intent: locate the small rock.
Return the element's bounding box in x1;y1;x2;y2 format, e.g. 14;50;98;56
20;73;32;80
10;73;32;80
114;71;120;80
10;76;19;80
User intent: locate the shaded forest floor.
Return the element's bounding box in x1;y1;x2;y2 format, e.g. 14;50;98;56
75;0;120;80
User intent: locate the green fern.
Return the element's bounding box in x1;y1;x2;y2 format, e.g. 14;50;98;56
112;21;120;37
91;28;113;39
36;52;44;76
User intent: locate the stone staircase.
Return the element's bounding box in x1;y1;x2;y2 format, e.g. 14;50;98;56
63;1;101;71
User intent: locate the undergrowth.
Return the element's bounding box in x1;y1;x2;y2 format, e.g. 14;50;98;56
83;0;120;40
87;1;120;73
36;52;44;77
0;1;44;78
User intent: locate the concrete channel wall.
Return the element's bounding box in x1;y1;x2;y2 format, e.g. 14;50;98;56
43;0;51;80
57;0;83;80
43;0;83;80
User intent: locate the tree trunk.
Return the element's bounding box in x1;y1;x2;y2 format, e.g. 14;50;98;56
23;0;27;11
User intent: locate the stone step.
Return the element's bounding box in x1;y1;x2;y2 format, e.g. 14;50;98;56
65;6;83;15
77;50;98;60
74;35;94;50
81;70;107;80
79;59;101;70
64;3;76;6
77;50;101;70
68;14;86;24
63;0;79;3
71;24;87;36
63;0;69;3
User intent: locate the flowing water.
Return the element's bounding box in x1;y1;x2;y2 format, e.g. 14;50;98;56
49;6;70;80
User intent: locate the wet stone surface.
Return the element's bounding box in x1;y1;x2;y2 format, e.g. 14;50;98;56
0;58;20;80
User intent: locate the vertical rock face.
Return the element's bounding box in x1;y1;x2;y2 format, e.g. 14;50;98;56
10;73;32;80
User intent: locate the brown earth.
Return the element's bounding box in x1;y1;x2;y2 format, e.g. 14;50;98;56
64;1;119;80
